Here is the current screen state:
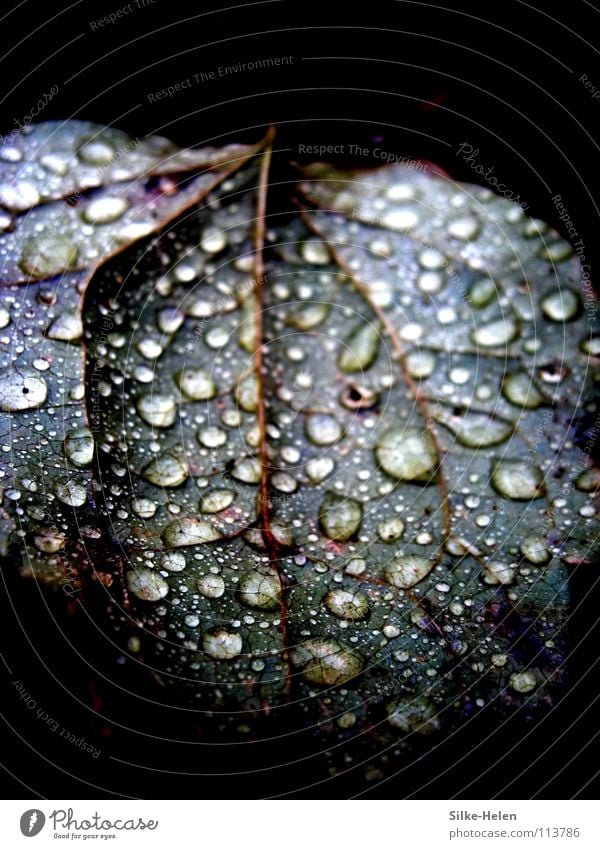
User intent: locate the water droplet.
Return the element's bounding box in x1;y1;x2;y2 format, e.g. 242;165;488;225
293;638;364;685
0;180;40;211
0;368;48;411
324;588;369;620
491;459;545;500
137;394;177;428
405;349;436;379
384;554;433;588
82;196;128;224
197;427;227;448
205;326;229;348
383;208;419;230
445;412;513;448
64;427;94;467
234;373;258;412
46;312;83;342
448;215;479;240
378;516;405;542
40;152;68;176
319;491;362;541
239;567;281;609
200;489;235;513
575;467;600;492
418;248;446;270
163;516;220;547
520;534;550;563
20;235;79;278
375;426;437;481
482;560;515;585
131;497;157;518
136;338;163;360
418;271;445;293
127;568;169;601
502;372;544;409
271;471;298;493
159;551;186;572
156;308;184;335
345;558;366;576
305;413;342;446
203;628;242;659
338;323;380;372
231;456;262;484
386;699;440;734
289;301;330;330
471;316;518;347
302;239;330;264
78;139;115;165
539;240;573;262
175;368;217;401
0;306;10;329
365;279;393;307
469;276;497;308
143;453;188;486
540;288;580;322
200;226;227;254
306;456;335;482
34;528;66;553
54;479;87;507
197;574;225;598
510;670;537;693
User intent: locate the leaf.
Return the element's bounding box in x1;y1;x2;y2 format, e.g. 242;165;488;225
1;122;598;751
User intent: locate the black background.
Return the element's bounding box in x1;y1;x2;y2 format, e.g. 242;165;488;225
1;0;600;799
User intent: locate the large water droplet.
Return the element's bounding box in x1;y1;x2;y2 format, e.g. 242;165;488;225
319;491;362;541
197;574;225;598
20;235;79;278
83;196;129;224
338;323;380;372
163;516;220;547
293;638;364;685
502;371;544;409
46;312;83;342
143;453;188;486
127;568;169;601
175;368;217;401
540;288;580;322
203;628;242;660
64;427;94;467
384;554;433;588
323;588;369;620
200;489;235;513
491;459;545;500
471;316;518;347
375;426;437;481
305;413;342;446
238;567;281;609
0;368;48;411
137;394;177;428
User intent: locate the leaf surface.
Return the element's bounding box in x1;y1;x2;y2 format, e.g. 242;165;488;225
1;122;598;746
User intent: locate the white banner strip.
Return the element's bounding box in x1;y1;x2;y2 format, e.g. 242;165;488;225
1;800;598;848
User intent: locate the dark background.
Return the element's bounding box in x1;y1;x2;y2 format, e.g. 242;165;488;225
1;0;600;799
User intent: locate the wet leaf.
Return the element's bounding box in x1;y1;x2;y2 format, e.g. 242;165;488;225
1;122;599;754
